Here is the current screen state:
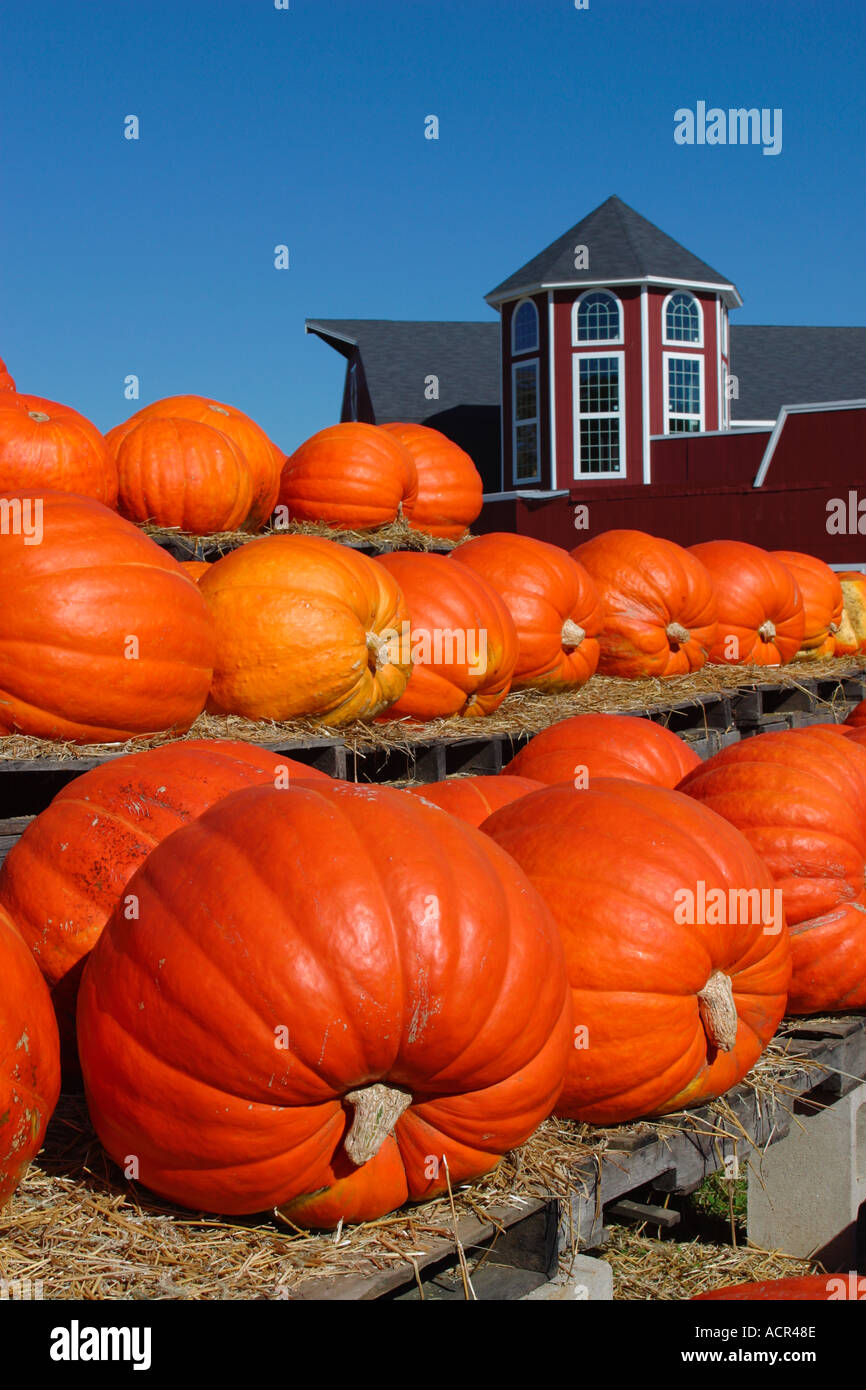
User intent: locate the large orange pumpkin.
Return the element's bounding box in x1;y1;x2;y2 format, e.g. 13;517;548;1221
573;530;717;677
179;559;211;582
846;698;866;728
405;774;544;827
451;533;603;689
482;779;791;1124
379;423;483;539
0;395;117;507
277;423;417;530
0;491;214;743
689;540;805;665
114;416;255;533
0;357;15;392
0;740;327;1074
374;551;518;718
0;904;61;1208
772;550;843;659
678;728;866;1013
200;535;411;723
76;782;572;1223
504;712;701;788
107;395;281;531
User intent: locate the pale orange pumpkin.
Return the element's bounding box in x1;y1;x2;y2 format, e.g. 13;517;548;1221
379;422;483;539
772;550;843;660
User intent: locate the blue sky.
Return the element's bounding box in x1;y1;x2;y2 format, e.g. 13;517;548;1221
2;0;864;452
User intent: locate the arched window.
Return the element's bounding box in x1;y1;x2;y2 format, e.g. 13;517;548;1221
664;291;702;345
512;299;539;354
572;290;622;344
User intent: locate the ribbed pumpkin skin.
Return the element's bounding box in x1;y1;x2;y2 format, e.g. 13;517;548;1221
277;423;417;530
200;535;411;723
77;783;572;1223
0;904;61;1208
0;492;214;743
482;780;791;1124
573;530;717;677
0;357;16;392
107;395;281;530
772;550;843;659
452;533;603;689
374;551;518;718
678;729;866;1013
504;713;701;788
0;740;326;1073
379;423;483;539
694;1274;865;1301
405;775;544;827
689;540;805;665
179;560;211;582
0;395;117;507
115;417;254;533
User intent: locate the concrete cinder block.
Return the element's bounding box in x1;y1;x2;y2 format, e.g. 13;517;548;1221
521;1253;613;1301
747;1081;866;1268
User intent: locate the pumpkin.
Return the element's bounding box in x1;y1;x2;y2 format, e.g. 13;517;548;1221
277;423;417;530
379;422;483;539
405;775;544;828
200;535;411;723
451;533;603;689
373;551;518;719
0;904;61;1208
694;1274;865;1301
838;572;866;653
678;728;866;1013
0;395;117;506
772;550;843;659
76;781;572;1223
847;699;866;728
504;712;701;789
0;491;214;743
114;416;255;534
0;357;15;393
179;560;211;582
107;395;281;530
482;779;791;1123
689;540;805;665
0;740;326;1075
572;530;717;677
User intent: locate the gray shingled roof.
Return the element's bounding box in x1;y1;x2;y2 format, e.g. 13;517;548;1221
729;326;866;422
306;319;500;423
486;195;740;306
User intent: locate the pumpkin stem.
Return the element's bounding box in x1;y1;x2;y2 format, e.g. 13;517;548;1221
829;621;839;634
366;630;391;670
666;622;691;645
697;970;738;1053
758;619;776;643
343;1082;413;1165
28;411;51;423
561;618;586;649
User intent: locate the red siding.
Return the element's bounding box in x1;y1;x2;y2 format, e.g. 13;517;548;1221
652;431;770;485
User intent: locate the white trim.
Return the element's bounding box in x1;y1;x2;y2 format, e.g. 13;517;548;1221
305;322;358;345
482;489;569;502
640;285;651;484
662;290;704;348
571;289;624;347
511;358;541;485
650;426;771;440
487;274;742;309
715;297;723;430
730;419;777;428
753;399;866;487
511;297;540;355
548;291;557;490
663;352;705;434
572;349;626;480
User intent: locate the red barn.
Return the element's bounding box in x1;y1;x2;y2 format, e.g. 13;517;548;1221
307;196;866;563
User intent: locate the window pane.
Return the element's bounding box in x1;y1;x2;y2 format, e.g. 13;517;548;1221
514;363;538;421
666;292;700;343
577;292;620;341
580;418;620;473
514;301;538;353
668;358;701;416
579;357;619;413
515;423;538;479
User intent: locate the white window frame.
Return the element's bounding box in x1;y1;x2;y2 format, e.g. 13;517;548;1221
572;349;626;479
512;358;541;485
571;289;624;347
662;290;704;347
663;351;705;433
511;297;539;355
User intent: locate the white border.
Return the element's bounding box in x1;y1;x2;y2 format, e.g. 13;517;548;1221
662;290;704;348
511;297;540;355
641;285;651;483
571;289;624;347
572;349;626;480
487;274;742;309
548;291;557;490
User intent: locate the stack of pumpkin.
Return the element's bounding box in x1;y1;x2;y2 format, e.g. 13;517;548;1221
4;705;866;1229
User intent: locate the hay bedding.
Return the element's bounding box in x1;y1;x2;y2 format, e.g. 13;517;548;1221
142;516;462;559
0;1027;837;1300
2;655;863;766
